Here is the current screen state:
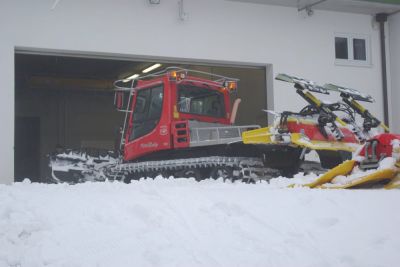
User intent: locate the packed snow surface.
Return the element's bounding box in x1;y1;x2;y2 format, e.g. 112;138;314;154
1;178;400;267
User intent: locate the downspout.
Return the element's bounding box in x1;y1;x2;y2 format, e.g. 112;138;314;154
375;13;389;127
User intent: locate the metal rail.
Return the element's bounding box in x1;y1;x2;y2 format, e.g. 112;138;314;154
189;125;260;147
113;67;240;92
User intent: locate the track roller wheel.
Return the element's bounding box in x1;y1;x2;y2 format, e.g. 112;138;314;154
210;166;234;182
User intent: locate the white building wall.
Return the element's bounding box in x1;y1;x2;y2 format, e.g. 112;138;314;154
0;42;14;184
0;0;385;183
389;13;400;133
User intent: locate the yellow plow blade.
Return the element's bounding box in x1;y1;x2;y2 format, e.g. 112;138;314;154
242;127;272;144
318;168;397;189
384;173;400;189
301;160;357;188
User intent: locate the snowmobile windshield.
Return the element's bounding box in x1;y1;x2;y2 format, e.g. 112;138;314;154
177;84;225;118
129;85;164;141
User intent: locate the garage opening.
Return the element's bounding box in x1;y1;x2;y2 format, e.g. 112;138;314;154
14;52;269;182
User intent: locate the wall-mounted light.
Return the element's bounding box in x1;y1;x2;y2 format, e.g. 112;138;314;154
149;0;160;4
142;63;162;73
178;0;188;21
298;0;327;17
123;73;139;82
305;7;313;16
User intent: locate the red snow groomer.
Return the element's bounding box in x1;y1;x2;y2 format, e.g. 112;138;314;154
49;70;387;184
51;68;280;183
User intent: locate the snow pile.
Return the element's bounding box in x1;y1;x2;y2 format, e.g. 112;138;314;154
1;178;400;267
268;172;318;187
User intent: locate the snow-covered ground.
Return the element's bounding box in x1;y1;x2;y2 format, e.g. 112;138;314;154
1;177;400;267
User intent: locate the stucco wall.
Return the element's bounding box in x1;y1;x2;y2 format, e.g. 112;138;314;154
0;0;385;183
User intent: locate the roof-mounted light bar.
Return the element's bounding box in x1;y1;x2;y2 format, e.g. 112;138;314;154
168;69;187;81
223;80;237;91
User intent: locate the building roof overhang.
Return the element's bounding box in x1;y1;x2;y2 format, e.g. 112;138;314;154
227;0;400;15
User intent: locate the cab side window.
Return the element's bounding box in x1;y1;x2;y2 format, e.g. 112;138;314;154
177;84;225;118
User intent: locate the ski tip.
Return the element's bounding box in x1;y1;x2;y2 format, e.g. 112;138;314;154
275;73;294;83
323;83;374;103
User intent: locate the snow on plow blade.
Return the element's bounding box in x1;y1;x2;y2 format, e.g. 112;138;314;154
317;168;397;189
290;159;399;189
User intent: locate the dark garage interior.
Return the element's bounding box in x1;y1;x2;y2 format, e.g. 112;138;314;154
14;53;267;182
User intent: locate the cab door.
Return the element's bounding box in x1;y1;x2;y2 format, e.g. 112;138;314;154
123;82;171;161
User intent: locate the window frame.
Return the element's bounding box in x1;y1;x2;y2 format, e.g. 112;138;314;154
334;33;371;67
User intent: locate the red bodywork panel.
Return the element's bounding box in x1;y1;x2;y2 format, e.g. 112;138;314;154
123;75;232;162
359;133;400;157
287;121;358;143
171;121;190;148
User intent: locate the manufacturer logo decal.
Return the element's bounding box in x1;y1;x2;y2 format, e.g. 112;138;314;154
160;125;168;136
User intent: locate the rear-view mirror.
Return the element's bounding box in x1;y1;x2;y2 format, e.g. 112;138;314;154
114;91;130;111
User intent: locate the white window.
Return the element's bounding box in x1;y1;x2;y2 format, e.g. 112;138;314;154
334;33;371;67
